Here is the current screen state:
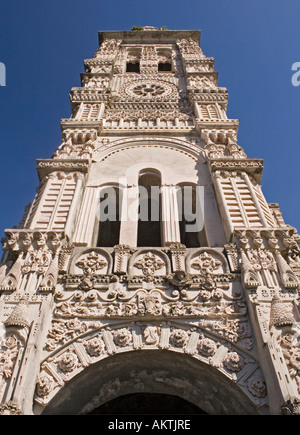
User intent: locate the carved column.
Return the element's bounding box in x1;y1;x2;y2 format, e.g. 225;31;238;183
119;185;139;247
73;186;98;245
161;185;181;246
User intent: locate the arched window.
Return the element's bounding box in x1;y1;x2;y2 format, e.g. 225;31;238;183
137;169;162;246
97;186;122;247
176;184;206;248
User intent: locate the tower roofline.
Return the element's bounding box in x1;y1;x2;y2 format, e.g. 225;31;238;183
98;29;201;45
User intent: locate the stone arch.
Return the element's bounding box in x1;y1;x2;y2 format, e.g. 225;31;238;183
34;321;268;414
94;137;206;164
89;144;204;192
37;348;263;415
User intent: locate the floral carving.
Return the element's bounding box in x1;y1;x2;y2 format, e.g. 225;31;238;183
169;329;189;348
123;80;176;101
84;336;105;357
45;318;88;351
21;250;51;275
247;377;267;398
57;351;78;373
0;401;23;415
280;332;300;393
197;337;217;357
76;251;108;290
112;328;132;347
223;351;244;372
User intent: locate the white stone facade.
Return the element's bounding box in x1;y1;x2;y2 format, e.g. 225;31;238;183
0;27;300;415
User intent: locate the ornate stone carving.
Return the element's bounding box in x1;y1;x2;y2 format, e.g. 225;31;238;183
0;401;23;415
56;349;79;373
36;373;54;398
197;337;217;357
142;325;160;345
169;328;189;348
112;327;132;347
133;251;166;280
269;296;295;328
121;79;178;101
247;377;267;398
74;250;110;290
0;334;23;398
190;251;222;275
223;351;244;372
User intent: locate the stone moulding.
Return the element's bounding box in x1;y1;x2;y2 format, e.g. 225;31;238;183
209;158;264;182
36;159;90;181
94;136;207;163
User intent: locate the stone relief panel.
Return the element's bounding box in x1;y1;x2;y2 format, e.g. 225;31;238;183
235;229;300;291
34;321;267;411
66;248;113;291
129;250;169;280
0;231;63;294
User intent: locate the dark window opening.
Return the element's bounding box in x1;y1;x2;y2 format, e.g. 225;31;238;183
126;62;140;73
158;62;172;72
137;170;162;247
97;187;121;247
177;185;206;248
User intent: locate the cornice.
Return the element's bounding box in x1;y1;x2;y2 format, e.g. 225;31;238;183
195;119;239;134
98;30;201;45
60;119;102;131
36;159;90;181
209;158;264;182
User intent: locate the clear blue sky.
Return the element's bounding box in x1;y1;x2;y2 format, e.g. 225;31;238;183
0;0;300;239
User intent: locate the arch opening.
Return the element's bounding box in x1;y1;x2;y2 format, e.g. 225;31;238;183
97;185;122;247
88;392;206;415
137;169;162;247
40;350;260;415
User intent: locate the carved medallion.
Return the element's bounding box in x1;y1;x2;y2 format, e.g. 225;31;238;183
123;80;176;100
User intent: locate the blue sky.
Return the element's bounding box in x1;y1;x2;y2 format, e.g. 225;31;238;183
0;0;300;239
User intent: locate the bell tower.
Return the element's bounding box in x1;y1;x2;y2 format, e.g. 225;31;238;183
1;27;300;415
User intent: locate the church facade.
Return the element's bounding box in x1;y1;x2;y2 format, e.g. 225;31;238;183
0;27;300;415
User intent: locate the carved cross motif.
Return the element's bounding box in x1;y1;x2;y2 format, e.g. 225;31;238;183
76;251;108;290
76;251;107;275
134;252;165;277
191;252;222;274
